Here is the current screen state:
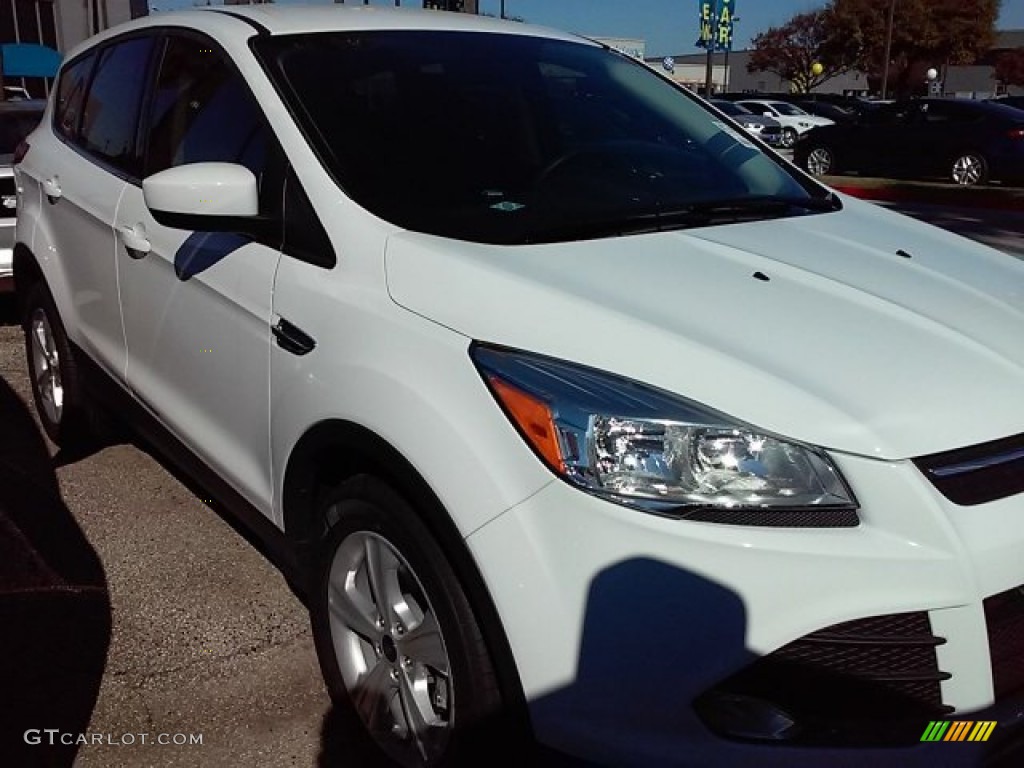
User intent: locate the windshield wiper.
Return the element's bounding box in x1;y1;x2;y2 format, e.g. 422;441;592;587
524;193;841;244
686;193;842;215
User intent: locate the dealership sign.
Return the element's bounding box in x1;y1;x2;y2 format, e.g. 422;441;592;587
696;0;737;52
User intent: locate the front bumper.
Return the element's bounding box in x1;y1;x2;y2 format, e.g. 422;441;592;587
466;450;1024;766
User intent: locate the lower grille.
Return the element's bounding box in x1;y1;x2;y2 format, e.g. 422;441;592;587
697;611;952;745
985;587;1024;699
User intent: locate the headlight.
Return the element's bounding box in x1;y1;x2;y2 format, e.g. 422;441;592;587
472;345;858;526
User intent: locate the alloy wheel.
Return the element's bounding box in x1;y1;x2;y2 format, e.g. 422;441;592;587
29;308;64;427
806;147;834;176
326;529;453;767
782;128;797;148
951;154;984;186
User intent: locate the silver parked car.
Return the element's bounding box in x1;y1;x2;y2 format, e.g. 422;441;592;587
0;99;45;292
710;99;785;147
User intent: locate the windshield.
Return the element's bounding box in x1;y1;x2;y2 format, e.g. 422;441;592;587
256;31;822;244
769;102;809;117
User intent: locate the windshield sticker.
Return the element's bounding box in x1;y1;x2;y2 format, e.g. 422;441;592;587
490;201;526;212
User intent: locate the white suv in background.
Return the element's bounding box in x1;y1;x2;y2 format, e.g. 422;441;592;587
12;6;1024;767
736;98;834;148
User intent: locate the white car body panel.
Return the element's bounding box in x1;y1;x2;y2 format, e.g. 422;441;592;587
20;126;128;376
386;196;1024;460
115;184;279;514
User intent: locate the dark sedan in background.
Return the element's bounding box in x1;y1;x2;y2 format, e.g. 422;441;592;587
795;98;1024;186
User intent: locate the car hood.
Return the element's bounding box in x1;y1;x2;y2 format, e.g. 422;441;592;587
385;196;1024;459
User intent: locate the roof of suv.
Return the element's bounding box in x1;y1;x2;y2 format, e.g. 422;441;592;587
59;6;591;66
120;5;581;42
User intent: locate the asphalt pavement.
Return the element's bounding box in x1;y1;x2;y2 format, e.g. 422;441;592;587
0;301;332;767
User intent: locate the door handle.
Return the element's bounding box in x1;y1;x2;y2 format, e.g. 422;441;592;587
42;176;62;203
272;317;316;356
119;225;152;259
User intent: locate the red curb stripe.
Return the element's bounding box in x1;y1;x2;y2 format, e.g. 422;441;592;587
829;183;1024;212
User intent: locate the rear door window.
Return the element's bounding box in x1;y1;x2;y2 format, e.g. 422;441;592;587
79;36;156;177
54;52;96;141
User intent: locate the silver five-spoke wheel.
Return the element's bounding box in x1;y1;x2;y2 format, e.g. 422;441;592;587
29;307;64;427
327;529;453;768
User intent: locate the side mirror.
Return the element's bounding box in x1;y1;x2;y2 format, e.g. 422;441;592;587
143;162;262;232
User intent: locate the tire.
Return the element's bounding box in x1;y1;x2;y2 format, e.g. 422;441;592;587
805;146;836;176
311;475;510;768
22;281;104;449
781;127;798;148
950;151;988;186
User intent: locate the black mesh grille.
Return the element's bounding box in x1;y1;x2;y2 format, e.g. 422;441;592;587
915;433;1024;506
771;613;949;710
680;505;858;528
699;611;951;745
985;587;1024;699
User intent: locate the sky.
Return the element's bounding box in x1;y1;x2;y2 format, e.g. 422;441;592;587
151;0;1024;58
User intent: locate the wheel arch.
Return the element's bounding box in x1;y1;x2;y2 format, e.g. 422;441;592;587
12;242;43;314
13;240;76;338
281;418;531;726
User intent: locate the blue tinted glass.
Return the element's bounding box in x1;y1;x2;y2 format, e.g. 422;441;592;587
80;38;153;173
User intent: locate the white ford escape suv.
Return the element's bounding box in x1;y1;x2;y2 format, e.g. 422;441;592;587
12;6;1024;767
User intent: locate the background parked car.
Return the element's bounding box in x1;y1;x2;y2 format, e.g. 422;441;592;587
791;99;863;124
795;98;1024;186
709;99;784;146
734;99;833;148
988;95;1024;112
0;98;45;292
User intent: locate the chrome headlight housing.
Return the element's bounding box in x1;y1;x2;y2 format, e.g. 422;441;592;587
472;345;857;526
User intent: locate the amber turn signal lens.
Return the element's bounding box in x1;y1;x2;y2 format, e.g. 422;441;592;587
488;376;565;472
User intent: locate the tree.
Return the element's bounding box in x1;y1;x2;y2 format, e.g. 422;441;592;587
995;48;1024;88
827;0;1001;96
748;9;859;93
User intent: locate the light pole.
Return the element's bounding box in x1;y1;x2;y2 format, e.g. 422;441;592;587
723;16;740;93
880;0;896;99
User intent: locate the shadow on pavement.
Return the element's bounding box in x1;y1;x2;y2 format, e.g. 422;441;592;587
0;375;111;767
0;293;18;327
